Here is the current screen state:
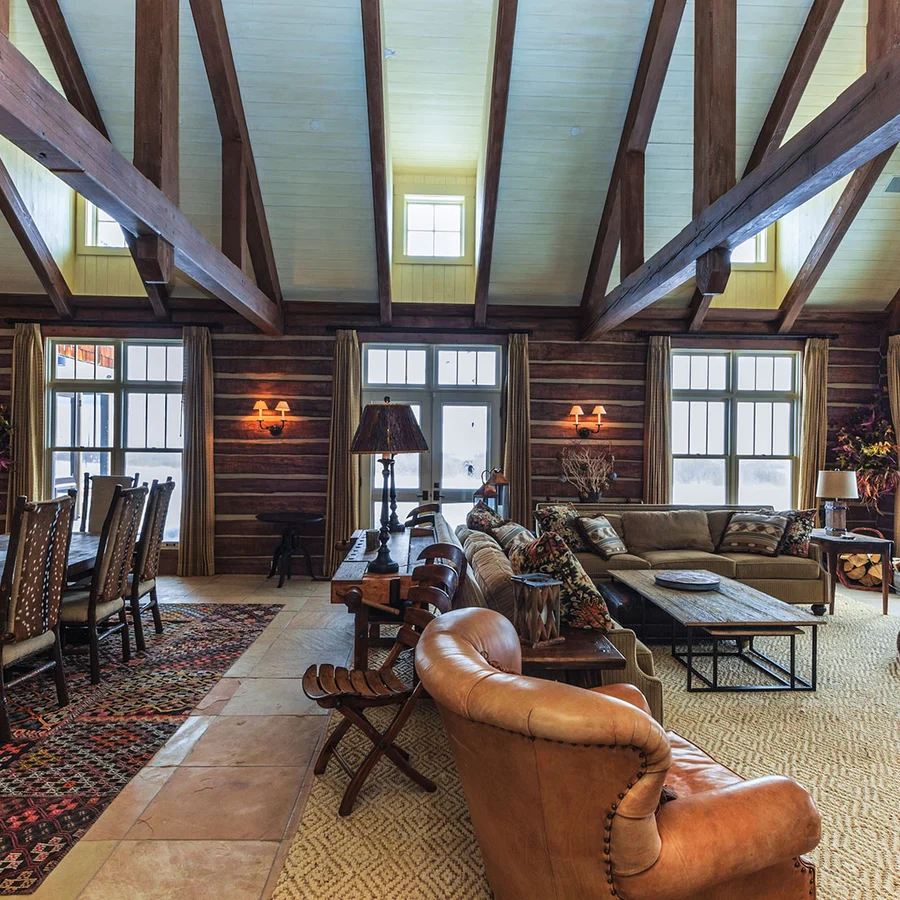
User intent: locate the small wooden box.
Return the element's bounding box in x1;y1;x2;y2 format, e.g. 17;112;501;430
511;574;565;648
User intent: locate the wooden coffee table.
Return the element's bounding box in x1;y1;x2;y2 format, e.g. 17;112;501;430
520;626;625;688
610;570;820;692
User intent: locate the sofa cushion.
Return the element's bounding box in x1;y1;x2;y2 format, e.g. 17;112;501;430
466;501;506;533
577;515;628;559
718;512;789;556
510;532;613;631
638;549;736;578
774;509;817;558
469;543;517;620
491;522;535;553
720;552;822;581
462;529;502;562
622;510;714;554
534;504;587;551
576;552;650;579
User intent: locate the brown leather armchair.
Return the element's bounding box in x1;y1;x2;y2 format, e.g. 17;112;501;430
416;608;821;900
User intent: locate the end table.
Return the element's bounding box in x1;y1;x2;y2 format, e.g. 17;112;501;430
809;528;893;616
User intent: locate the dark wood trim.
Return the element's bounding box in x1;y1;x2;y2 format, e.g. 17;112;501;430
687;289;713;333
188;0;282;306
359;0;392;326
581;44;900;339
473;0;519;327
620;150;645;278
744;0;844;175
0;160;73;319
0;0;8;38
886;287;900;333
579;0;687;327
221;138;248;272
778;149;893;333
0;33;281;334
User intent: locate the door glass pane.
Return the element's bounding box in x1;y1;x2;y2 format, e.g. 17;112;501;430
372;405;421;489
406;350;426;385
77;393;114;447
738;459;792;509
54;344;76;379
457;351;477;386
438;351;457;385
440;502;473;531
51;450;112;504
672;458;726;504
441;405;487;490
127;345;148;381
476;351;497;386
368;349;387;384
55;392;75;446
125;452;183;541
387;349;406;383
373;501;416;528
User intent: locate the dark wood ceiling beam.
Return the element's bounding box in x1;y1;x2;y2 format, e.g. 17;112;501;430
581;42;900;339
580;0;687;329
188;0;282;306
0;32;281;333
133;0;178;288
473;0;519;327
744;0;844;176
777;0;900;333
26;0;170;320
359;0;392;325
221;139;247;272
620;150;645;278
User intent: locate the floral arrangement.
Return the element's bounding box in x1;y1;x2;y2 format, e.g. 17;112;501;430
0;406;10;472
832;390;898;514
558;440;617;501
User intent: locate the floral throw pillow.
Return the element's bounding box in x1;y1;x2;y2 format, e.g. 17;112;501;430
718;512;789;557
775;509;817;558
491;522;535;554
509;532;612;631
466;501;506;534
577;515;628;559
534;504;586;552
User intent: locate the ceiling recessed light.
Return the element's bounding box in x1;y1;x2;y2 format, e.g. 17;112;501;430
570;126;581;136
309;119;322;131
384;48;397;59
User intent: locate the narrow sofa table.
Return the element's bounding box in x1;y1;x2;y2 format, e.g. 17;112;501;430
809;528;893;616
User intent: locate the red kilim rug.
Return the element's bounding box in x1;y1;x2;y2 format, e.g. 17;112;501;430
0;602;281;894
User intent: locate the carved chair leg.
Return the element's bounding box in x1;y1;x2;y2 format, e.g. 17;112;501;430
119;608;131;663
52;628;69;708
131;590;147;653
0;665;10;744
150;587;163;635
313;716;352;776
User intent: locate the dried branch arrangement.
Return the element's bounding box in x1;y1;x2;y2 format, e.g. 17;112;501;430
558;441;617;498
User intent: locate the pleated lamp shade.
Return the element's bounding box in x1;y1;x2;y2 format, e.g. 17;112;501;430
351;397;429;455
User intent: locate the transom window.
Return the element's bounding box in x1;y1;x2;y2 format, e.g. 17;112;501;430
670;350;799;509
83;200;128;249
47;340;184;540
404;194;464;258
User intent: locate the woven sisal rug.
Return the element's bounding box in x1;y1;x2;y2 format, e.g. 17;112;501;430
0;602;280;895
273;593;900;900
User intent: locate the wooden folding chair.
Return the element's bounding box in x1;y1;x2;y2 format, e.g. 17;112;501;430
416;542;468;582
303;582;451;816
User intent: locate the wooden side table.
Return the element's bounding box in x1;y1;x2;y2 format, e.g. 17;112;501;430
521;627;625;688
809;528;893;616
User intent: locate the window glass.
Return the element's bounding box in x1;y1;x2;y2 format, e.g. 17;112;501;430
405;196;464;259
672;458;726;505
365;348;427;386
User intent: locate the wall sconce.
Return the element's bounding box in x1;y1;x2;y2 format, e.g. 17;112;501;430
254;400;290;437
570;404;606;439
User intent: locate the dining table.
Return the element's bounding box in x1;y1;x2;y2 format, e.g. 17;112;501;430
0;532;101;579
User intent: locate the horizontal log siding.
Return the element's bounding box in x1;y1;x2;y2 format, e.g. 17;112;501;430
0;328;12;533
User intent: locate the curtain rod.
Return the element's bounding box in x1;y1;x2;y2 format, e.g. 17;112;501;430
4;319;222;330
328;324;532;336
643;331;839;341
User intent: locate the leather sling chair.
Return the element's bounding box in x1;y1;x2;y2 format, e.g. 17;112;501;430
416;607;821;900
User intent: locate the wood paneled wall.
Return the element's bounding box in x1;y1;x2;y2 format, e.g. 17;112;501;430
0;327;12;533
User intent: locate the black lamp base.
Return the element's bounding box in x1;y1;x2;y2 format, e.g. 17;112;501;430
367;545;400;575
367;457;400;574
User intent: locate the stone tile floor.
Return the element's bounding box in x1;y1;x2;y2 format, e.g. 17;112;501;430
6;575;897;899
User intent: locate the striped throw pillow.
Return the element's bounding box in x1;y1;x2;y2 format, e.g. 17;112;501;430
718;512;789;557
491;522;535;554
577;516;628;559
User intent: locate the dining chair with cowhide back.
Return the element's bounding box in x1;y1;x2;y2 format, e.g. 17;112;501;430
129;478;175;652
61;484;148;684
302;582;453;816
0;494;76;743
81;473;139;534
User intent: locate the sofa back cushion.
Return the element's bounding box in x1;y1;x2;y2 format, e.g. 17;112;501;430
718;512;789;557
622;510;714;554
469;542;517;620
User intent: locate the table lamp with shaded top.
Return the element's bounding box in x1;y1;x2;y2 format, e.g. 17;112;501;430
816;469;859;535
351;397;429;574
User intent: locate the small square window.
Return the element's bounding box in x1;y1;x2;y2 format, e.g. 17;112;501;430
404;195;464;259
84;200;128;249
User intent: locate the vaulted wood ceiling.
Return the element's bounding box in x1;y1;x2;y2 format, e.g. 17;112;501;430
0;0;897;327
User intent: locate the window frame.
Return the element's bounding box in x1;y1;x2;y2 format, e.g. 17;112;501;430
730;225;775;271
76;195;130;256
391;181;475;266
45;338;184;539
671;349;800;507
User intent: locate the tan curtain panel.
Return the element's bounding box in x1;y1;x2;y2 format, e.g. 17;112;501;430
178;326;216;576
324;330;361;577
643;334;671;503
798;337;829;513
504;333;532;526
886;334;900;539
6;323;45;526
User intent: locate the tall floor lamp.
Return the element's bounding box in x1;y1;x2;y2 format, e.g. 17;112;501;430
351;396;429;574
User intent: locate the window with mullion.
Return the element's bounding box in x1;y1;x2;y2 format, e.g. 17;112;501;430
671;350;799;508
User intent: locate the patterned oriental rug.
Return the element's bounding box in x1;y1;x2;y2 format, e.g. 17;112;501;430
0;602;280;895
272;594;899;900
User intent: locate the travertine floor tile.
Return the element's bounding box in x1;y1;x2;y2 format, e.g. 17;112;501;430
86;768;176;840
220;678;326;717
147;717;213;767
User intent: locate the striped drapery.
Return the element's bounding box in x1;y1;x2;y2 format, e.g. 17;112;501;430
324;330;361;577
643;334;671;503
503;333;532;526
798;337;830;513
6;323;44;525
178;326;216;576
886;335;900;539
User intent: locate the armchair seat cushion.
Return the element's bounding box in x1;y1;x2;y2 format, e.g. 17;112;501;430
576;552;651;578
638;550;737;578
664;731;744;799
60;592;125;624
2;630;55;667
720;553;822;581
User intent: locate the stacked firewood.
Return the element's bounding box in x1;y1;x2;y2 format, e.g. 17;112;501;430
840;551;884;588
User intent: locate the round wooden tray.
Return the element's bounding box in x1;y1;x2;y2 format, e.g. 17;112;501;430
654;570;721;591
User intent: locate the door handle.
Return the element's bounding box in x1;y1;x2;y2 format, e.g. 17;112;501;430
433;483;441;502
418;490;429;501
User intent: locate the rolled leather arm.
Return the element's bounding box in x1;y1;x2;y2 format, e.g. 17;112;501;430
613;775;821;900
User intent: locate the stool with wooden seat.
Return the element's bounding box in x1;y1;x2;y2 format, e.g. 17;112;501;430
303;582;451;816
